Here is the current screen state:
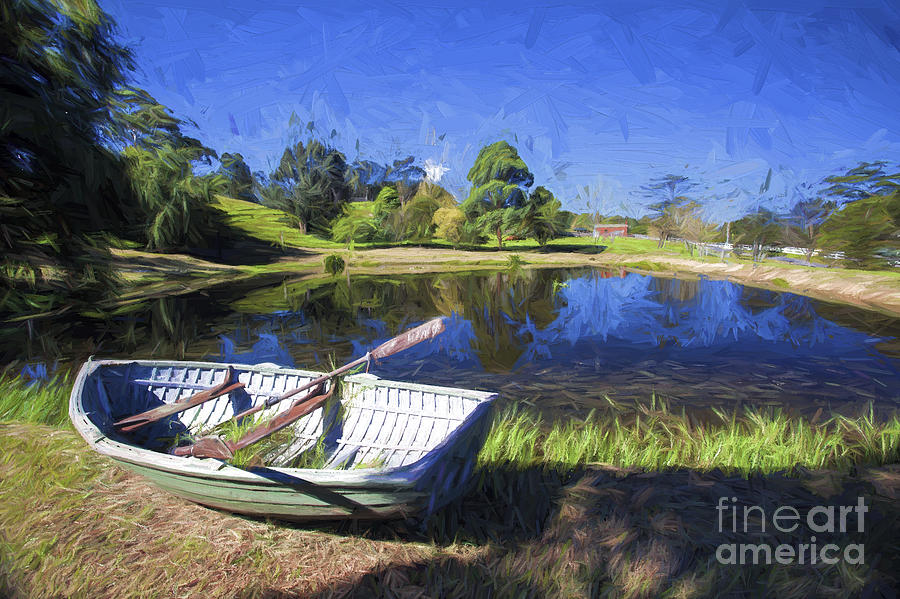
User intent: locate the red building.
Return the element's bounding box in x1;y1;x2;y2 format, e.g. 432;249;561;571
593;224;628;237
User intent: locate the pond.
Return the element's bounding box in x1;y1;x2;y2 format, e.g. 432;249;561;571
8;267;900;418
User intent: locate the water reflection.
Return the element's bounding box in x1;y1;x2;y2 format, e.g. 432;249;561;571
5;268;899;417
212;270;900;417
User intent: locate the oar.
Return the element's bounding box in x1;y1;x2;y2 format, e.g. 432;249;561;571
174;317;446;459
115;366;245;433
220;317;446;427
172;384;333;459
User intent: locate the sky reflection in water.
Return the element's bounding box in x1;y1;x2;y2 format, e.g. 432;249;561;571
215;270;900;416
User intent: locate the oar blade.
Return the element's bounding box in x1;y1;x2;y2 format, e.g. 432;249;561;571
172;437;235;460
370;318;445;360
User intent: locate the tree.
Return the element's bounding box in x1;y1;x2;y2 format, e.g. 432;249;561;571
819;195;898;268
218;153;254;202
348;159;389;201
124;140;226;250
640;174;698;247
523;186;564;246
374;183;452;242
266;139;351;235
1;0;135;320
823;161;896;203
331;207;378;244
385;156;426;207
674;202;720;257
732;208;782;262
781;184;834;265
432;206;467;246
819;162;899;269
114;87;227;250
462;141;534;249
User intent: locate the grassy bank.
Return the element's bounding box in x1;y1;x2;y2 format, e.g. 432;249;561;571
2;373;900;597
2;419;900;597
93;195;900;316
481;404;900;475
3;373;899;476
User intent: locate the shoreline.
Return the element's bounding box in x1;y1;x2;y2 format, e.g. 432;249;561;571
111;246;900;317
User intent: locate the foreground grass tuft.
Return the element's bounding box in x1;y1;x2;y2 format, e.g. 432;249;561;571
0;373;72;428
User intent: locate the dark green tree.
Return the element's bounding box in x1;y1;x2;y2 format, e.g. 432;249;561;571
218;152;254;202
523;186;564;246
1;0;136;320
113;87;227;250
462;141;534;249
820;163;899;268
267;139;351;235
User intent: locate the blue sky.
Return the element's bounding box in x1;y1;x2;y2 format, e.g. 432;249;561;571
99;0;900;220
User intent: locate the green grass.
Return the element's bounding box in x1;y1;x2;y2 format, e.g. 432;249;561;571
210;195;348;250
622;259;666;272
0;372;72;427
3;374;898;476
480;402;900;475
3;372;900;598
4;420;897;598
771;277;790;288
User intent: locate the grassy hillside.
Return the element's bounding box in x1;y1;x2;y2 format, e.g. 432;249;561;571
210;195;346;250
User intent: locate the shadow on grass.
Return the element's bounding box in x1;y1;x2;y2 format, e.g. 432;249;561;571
186;240;316;266
273;464;579;547
302;463;900;599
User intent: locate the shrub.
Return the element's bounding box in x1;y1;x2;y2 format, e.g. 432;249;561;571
324;254;345;276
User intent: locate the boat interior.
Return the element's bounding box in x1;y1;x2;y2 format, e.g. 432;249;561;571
81;361;490;470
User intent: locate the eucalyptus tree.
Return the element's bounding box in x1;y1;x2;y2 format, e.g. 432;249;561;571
462;141;535;249
732;208;782;262
348;159;389;201
781;183;834;265
114;87;227;250
639;174;698;247
267;139;352;235
385;156;426;207
218;153;255;203
823;161;896;203
524;186;565;246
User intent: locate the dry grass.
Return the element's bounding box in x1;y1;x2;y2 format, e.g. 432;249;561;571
0;424;472;598
322;465;900;599
2;422;900;598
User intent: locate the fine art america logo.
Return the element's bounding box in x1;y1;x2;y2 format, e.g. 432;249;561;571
715;496;867;565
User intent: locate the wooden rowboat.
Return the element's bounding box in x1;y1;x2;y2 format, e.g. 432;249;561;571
69;358;496;521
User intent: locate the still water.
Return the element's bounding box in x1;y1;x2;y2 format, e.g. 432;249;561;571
10;267;900;417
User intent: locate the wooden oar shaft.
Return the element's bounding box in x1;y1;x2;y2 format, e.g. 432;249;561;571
114;366;243;432
173;385;333;459
233;386;333;452
227;317;446;424
171;318;447;459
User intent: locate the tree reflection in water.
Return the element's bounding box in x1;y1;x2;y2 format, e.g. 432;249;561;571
7;268;899;418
